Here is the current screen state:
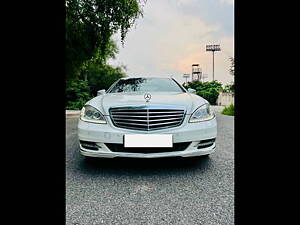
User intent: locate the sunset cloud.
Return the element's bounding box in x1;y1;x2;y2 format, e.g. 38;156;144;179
109;0;234;84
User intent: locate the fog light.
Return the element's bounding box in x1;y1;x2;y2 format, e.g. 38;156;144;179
80;141;100;151
195;139;215;149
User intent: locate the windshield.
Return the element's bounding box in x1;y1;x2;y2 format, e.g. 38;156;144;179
108;78;185;93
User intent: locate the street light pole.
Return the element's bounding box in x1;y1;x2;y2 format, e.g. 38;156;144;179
206;44;221;81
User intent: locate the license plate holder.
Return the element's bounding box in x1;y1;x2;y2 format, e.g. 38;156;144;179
124;134;173;148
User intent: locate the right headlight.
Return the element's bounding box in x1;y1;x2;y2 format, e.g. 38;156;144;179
189;103;215;123
80;105;106;124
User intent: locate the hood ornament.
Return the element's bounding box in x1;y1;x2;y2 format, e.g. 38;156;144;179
144;93;151;102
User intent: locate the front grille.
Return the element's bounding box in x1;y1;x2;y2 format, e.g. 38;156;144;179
109;105;185;131
105;142;192;153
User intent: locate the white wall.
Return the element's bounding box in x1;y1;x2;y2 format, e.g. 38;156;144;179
217;92;234;107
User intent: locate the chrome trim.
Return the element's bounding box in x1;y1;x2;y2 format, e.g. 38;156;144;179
112;114;183;118
109;105;186;131
110;111;183;114
112;121;147;127
113;117;182;122
148;120;182;126
147;108;149;130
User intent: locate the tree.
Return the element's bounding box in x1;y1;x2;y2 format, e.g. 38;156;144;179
223;83;234;93
66;0;145;80
66;79;92;109
86;63;127;96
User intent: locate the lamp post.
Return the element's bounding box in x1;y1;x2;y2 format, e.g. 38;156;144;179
206;44;221;81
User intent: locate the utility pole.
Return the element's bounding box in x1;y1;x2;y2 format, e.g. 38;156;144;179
206;44;221;81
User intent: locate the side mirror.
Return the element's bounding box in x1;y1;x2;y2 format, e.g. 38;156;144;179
188;88;196;94
97;89;106;96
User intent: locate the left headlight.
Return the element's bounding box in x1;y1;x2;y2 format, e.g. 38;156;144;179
189;103;215;123
80;105;107;124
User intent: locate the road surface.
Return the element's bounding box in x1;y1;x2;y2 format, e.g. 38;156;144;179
66;113;234;225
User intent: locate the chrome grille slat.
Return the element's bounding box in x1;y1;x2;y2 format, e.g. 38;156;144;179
110;105;185;131
148;121;181;126
113;121;148;126
149;111;184;114
110;111;183;114
110;112;148;114
112;114;183;118
114;117;182;123
113;118;150;123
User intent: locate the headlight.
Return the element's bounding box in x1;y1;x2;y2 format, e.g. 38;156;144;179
189;103;215;123
80;105;106;124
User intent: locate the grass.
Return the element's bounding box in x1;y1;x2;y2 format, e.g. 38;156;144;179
221;104;234;116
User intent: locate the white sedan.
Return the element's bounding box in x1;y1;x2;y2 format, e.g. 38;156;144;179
78;77;217;158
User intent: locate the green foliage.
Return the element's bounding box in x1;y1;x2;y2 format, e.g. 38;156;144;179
66;79;92;109
65;62;126;109
221;104;234;116
66;0;145;80
85;63;127;96
223;83;234;93
183;80;202;90
65;0;146;109
183;80;223;105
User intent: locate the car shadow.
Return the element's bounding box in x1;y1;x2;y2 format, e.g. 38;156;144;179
76;155;214;177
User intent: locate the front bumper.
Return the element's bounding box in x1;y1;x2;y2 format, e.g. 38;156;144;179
78;115;217;158
80;143;216;158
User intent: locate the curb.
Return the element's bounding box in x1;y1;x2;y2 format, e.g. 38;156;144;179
66;110;80;118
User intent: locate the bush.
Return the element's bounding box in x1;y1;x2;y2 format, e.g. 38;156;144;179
183;80;223;105
66;79;92;110
197;88;220;105
221;104;234;116
65;63;126;109
85;63;126;96
222;83;234;93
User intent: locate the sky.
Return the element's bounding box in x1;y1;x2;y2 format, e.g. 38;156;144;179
109;0;234;85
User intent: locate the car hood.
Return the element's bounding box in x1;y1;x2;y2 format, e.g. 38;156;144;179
86;92;208;115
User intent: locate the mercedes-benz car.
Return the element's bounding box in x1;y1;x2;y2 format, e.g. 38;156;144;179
78;77;217;158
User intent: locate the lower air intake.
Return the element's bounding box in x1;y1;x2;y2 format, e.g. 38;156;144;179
105;142;192;153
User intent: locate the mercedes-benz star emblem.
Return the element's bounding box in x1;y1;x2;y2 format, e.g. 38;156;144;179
144;93;151;102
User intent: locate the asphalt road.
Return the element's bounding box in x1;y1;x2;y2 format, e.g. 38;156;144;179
66;114;234;225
